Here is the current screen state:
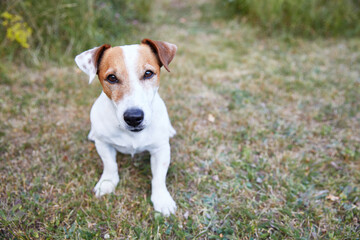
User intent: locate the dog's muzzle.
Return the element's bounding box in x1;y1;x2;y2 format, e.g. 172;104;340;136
123;108;144;132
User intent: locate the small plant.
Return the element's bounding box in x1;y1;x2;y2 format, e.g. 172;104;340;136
1;11;32;48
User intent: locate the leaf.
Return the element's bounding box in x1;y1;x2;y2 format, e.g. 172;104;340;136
208;114;215;123
326;194;339;201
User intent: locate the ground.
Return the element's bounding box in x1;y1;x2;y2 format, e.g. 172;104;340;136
1;1;359;239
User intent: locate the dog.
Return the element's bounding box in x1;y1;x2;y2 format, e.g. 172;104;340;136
74;39;177;216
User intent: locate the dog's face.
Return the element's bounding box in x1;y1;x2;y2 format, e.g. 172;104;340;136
75;39;177;132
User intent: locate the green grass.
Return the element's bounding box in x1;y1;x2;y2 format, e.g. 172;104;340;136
0;0;151;64
1;1;360;239
211;0;360;37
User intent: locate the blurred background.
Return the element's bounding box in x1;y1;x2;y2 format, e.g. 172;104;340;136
1;0;359;64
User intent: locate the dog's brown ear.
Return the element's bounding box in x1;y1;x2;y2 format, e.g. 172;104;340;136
75;44;111;84
94;44;111;74
141;39;177;72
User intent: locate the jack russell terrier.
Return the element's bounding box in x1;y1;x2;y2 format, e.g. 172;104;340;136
75;39;177;216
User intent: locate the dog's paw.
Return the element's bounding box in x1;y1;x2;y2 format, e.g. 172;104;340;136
151;190;177;216
93;176;119;197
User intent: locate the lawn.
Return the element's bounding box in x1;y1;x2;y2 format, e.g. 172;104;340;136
1;1;359;239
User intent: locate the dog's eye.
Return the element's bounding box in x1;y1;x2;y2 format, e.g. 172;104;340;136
143;70;154;80
106;74;119;84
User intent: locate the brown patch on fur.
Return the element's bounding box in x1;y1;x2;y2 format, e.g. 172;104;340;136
97;44;166;102
97;47;130;102
138;44;162;86
141;39;177;72
94;44;111;73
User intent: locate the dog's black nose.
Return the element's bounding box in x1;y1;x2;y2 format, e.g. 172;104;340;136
123;108;144;127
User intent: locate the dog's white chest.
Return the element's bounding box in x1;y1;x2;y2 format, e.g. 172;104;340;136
113;143;144;156
111;134;150;156
88;91;175;156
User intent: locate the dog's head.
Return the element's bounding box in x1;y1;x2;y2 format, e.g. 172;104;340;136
75;39;177;132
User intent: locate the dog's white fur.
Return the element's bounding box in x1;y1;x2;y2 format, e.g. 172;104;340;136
75;41;177;216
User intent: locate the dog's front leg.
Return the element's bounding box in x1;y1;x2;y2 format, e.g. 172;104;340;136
93;141;119;197
150;143;177;216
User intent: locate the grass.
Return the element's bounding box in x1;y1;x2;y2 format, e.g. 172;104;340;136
211;0;360;37
0;0;151;64
1;1;360;239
